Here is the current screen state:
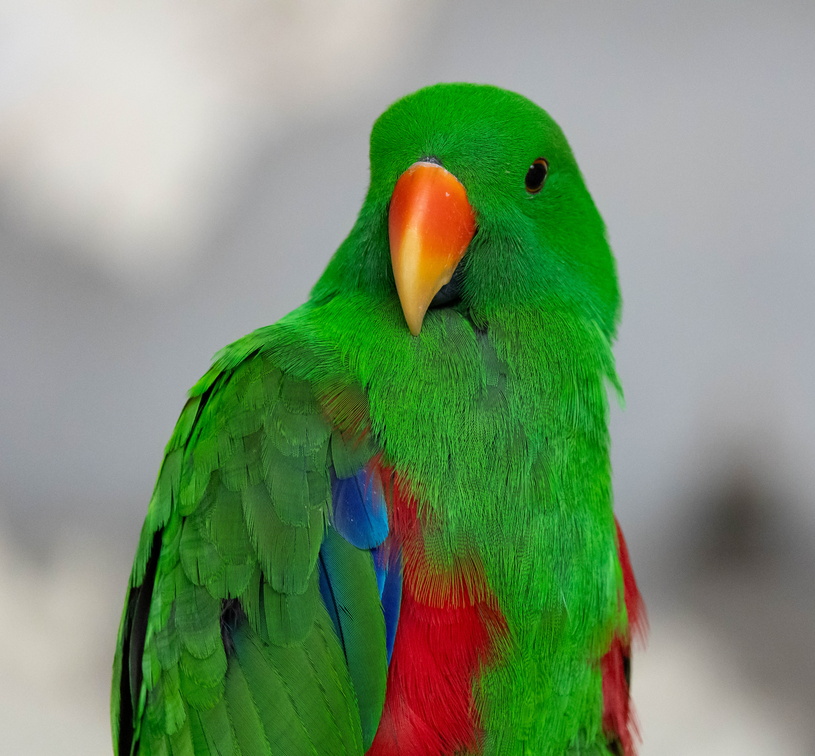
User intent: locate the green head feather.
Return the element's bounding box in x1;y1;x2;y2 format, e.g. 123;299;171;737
315;82;620;338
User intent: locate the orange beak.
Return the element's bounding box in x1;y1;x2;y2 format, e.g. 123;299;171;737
388;161;476;335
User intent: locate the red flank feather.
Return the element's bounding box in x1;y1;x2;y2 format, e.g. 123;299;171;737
615;521;645;638
368;471;505;756
601;638;633;755
601;520;645;755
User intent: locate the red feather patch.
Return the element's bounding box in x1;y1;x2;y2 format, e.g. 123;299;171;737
616;521;645;637
368;471;505;756
601;520;645;755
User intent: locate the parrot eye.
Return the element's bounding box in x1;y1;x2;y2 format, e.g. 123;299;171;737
525;158;549;194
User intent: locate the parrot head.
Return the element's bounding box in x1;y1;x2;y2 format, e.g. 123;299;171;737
314;83;620;339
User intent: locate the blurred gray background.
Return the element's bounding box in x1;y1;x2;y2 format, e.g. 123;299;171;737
2;0;814;753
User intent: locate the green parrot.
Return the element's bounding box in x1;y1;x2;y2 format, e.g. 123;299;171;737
112;83;644;756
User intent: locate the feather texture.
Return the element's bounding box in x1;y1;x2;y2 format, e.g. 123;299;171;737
331;466;389;550
113;83;643;755
112;346;389;755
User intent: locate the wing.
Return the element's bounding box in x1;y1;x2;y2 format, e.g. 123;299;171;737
112;338;396;755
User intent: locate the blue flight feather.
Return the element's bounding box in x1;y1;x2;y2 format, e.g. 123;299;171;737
321;464;402;668
318;551;341;636
330;467;389;549
373;545;402;663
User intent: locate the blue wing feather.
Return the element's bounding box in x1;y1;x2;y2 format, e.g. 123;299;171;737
321;464;402;669
374;545;402;663
317;551;342;638
330;467;389;549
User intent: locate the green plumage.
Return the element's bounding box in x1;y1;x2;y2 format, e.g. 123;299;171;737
112;348;386;754
113;83;632;755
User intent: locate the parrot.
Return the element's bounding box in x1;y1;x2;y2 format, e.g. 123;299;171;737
112;82;644;756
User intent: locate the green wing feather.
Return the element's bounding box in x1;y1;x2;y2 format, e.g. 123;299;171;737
112;337;387;755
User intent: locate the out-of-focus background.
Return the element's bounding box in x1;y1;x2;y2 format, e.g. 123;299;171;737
2;0;814;753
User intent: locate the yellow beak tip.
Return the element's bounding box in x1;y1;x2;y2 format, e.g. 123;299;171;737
398;298;426;336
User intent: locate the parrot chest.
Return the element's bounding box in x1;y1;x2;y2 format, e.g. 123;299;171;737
308;304;622;749
377;396;619;755
364;319;619;750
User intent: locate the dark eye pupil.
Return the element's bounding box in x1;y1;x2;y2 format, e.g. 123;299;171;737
525;159;548;193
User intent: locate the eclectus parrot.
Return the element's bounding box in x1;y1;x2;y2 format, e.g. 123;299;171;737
112;83;644;756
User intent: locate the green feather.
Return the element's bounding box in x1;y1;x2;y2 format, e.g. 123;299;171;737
190;697;238;755
168;712;195;756
240;569;320;646
261;609;364;755
178;645;225;711
153;608;180;671
242;479;324;593
318;527;387;748
205;483;253;565
223;660;274;756
179;517;221;586
228;625;315;754
174;581;221;660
